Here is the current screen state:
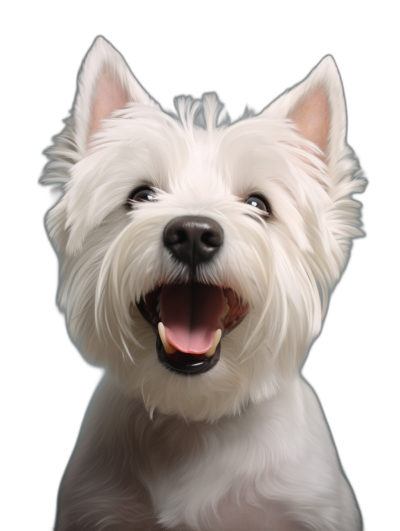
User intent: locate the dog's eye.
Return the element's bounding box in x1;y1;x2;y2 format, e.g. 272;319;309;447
245;195;270;215
127;187;156;207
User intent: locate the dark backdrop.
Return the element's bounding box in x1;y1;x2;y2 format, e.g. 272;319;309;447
13;12;395;531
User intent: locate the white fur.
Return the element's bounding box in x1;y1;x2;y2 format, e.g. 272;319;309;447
42;36;365;530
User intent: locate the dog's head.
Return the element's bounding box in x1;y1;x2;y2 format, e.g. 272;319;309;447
42;37;365;421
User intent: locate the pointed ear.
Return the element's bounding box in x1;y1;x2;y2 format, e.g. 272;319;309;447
73;36;157;156
264;56;346;164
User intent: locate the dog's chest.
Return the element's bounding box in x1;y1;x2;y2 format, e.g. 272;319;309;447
150;475;291;531
136;405;299;531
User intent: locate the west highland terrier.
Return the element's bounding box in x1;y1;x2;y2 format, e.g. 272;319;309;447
42;37;366;531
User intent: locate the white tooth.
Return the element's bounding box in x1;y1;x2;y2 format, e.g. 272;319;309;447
205;329;221;358
158;322;176;354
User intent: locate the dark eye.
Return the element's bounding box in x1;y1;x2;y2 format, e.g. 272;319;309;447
245;195;271;215
127;186;156;207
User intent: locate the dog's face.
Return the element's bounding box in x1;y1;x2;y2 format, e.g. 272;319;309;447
42;38;365;421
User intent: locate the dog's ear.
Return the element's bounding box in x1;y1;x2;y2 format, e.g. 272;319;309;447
73;36;157;156
263;56;346;165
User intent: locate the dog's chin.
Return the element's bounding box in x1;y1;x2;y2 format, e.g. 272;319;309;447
137;282;248;376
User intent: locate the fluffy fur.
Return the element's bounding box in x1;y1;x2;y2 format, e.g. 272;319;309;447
42;36;365;530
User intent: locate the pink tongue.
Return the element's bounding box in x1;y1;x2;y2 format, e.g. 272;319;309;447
160;284;224;354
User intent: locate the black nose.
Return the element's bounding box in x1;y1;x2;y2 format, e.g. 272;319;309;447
164;216;224;269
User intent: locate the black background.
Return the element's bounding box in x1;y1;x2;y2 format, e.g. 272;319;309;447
14;12;398;531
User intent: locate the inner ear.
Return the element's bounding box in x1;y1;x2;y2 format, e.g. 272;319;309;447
289;86;330;158
89;68;130;142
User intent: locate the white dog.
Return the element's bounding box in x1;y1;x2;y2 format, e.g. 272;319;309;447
42;36;365;530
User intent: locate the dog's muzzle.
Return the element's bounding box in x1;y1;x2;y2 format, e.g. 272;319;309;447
136;216;248;376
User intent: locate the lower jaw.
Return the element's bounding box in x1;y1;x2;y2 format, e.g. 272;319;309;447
156;333;221;375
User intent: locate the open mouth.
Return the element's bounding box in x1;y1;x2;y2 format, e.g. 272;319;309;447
137;283;248;375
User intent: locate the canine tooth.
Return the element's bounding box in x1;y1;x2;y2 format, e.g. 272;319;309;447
205;329;221;358
158;322;176;354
